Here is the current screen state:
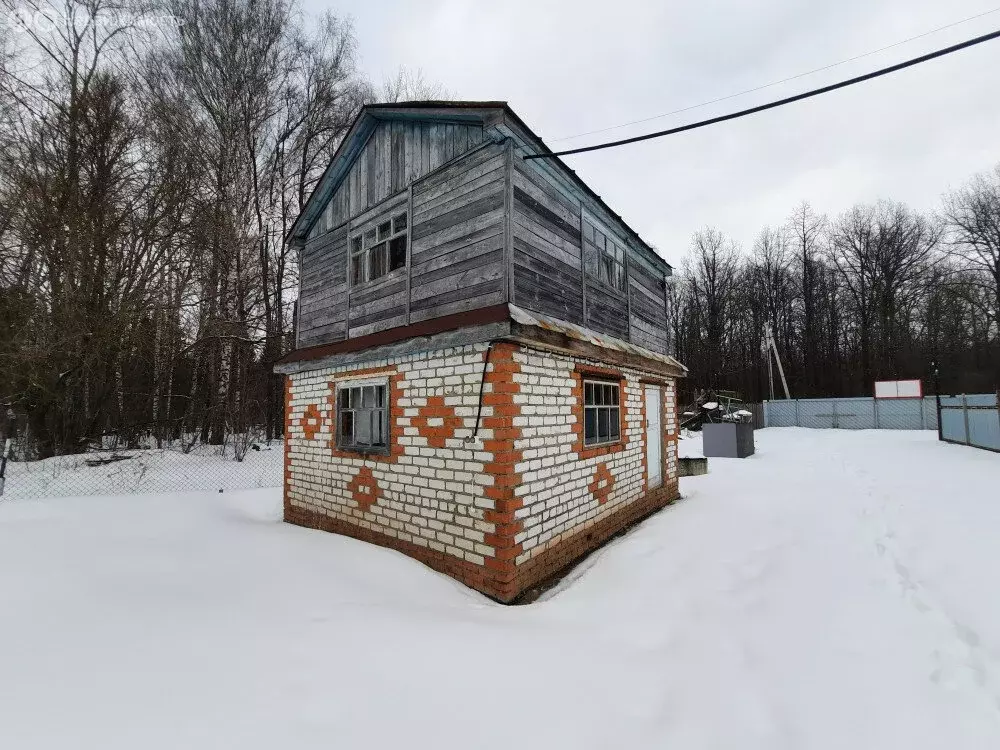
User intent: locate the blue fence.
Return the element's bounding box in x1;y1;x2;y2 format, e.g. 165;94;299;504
763;396;939;430
762;394;1000;453
939;394;1000;452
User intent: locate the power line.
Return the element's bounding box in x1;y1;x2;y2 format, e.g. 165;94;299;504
525;28;1000;160
549;7;1000;144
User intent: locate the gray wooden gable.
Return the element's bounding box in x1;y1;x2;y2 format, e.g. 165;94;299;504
306;119;488;240
294;103;672;355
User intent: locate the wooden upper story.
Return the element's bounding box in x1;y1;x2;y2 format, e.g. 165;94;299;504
290;102;672;356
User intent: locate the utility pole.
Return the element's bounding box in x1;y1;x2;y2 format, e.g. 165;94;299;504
762;324;791;400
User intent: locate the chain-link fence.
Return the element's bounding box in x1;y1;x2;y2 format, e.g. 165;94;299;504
939;394;1000;452
762;396;940;430
0;433;284;501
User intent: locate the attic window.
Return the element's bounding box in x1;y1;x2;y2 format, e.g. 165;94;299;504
350;211;408;285
584;225;627;293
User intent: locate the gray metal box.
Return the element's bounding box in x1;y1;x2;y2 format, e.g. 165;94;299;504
702;422;755;458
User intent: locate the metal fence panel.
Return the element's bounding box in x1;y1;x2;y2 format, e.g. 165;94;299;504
763;396;940;430
764;393;999;451
940;408;968;443
940;394;1000;452
968;410;1000;450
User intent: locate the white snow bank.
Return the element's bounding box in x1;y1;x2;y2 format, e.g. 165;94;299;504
3;428;1000;749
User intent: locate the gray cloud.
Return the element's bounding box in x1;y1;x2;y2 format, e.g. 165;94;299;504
310;0;1000;266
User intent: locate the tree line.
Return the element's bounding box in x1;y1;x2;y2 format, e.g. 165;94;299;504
2;0;998;458
668;175;1000;405
0;0;441;458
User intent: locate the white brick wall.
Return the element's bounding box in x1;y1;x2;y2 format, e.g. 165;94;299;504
510;348;677;565
285;343;497;565
285;340;678;572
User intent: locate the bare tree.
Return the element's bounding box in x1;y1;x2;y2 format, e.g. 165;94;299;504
943;164;1000;383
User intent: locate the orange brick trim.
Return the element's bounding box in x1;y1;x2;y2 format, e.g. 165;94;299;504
411;395;463;448
571;364;629;459
479;342;525;601
347;466;381;513
589;462;615;505
325;366;405;463
300;403;322;440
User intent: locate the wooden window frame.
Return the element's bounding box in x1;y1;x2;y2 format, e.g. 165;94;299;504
349;210;409;288
335;378;391;456
583;217;628;295
583;378;622;447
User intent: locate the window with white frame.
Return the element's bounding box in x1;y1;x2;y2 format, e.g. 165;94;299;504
583;379;621;446
584;223;627;293
350;211;408;285
337;380;389;453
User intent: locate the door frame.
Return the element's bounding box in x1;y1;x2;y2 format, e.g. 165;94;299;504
645;384;662;489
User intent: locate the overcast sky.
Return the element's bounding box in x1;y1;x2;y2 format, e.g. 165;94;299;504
305;0;1000;267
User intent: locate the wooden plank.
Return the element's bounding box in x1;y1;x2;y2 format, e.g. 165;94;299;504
513;160;580;226
412;248;504;287
512;270;585;325
513;186;581;246
346;189;407;231
512;216;580;269
350;289;408;320
412;161;505;220
505;138;514;306
350;310;407;337
512;244;583;295
410;207;505;256
411;192;505;242
405;184;413;324
409;279;505;312
420;123;431;175
411;143;504;207
350;273;406;307
411;225;504;267
427;123;441;171
579;206;588;327
410;262;505;304
412;180;504;227
409;289;506;323
412;245;504;284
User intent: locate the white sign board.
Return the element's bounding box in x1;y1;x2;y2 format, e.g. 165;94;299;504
874;379;923;399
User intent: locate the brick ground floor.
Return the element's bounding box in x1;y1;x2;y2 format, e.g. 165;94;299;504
281;339;680;602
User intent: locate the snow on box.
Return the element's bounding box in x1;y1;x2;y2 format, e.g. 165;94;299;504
3;429;1000;749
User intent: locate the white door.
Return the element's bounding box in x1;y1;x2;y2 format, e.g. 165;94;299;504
645;385;662;489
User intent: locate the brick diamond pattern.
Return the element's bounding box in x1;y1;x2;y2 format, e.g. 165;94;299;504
348;466;380;514
411;395;463;448
589;462;615;505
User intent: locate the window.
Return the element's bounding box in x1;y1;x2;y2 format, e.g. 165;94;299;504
351;211;408;285
337;381;389;453
584;379;621;446
584;224;627;292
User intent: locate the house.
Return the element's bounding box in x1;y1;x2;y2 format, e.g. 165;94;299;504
275;101;686;602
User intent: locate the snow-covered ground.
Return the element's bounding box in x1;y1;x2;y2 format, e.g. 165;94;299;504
2;428;1000;749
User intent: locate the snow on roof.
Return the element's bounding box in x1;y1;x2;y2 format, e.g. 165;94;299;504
508;305;687;374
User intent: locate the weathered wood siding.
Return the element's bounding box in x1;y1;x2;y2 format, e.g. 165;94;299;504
511;158;585;325
627;253;669;353
512;156;668;351
311;120;486;238
297;224;349;347
297;113;670;353
409;142;507;322
580;217;630;341
345;193;409;338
